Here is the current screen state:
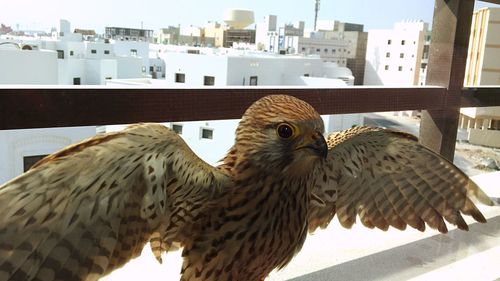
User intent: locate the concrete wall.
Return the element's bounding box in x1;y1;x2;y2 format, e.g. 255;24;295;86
0;49;58;84
58;58;86;84
364;22;426;86
469;129;500;147
226;55;324;86
116;56;144;79
163;52;228;86
113;41;149;74
85;59;117;84
85;42;114;59
0;126;96;184
324;114;364;133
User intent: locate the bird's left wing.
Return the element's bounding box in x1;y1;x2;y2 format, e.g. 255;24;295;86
308;126;493;234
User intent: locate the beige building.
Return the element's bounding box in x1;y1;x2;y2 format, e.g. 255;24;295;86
204;22;225;47
156;26;215;47
314;21;368;85
363;20;428;86
461;7;500;148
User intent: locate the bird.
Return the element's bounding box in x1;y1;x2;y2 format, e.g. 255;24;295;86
0;94;494;281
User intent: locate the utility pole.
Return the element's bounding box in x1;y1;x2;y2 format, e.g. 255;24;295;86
314;0;320;31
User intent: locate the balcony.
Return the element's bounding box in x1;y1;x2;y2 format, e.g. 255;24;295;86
1;0;500;280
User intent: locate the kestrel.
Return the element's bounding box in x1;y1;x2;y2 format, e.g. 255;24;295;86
0;95;493;281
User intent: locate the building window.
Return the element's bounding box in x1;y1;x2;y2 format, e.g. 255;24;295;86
156;66;162;72
304;74;310;77
401;40;405;45
316;48;320;52
249;76;258;86
400;53;404;58
23;155;48;172
57;50;64;59
73;77;81;85
172;124;183;134
141;66;146;73
201;128;213;139
70;50;74;56
149;66;154;72
398;66;403;71
384;65;389;70
130;49;138;56
175;73;185;83
204;76;215;86
332;49;336;53
301;47;306;51
104;50;110;55
387;39;392;45
386;52;390;58
91;49;97;54
324;48;328;53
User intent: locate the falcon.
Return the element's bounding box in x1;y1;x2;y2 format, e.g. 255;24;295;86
0;95;493;281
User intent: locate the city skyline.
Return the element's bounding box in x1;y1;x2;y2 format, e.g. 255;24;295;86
3;0;498;33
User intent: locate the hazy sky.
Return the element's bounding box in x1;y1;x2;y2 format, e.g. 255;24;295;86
2;0;498;32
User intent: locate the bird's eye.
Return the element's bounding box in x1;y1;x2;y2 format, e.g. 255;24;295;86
277;123;294;139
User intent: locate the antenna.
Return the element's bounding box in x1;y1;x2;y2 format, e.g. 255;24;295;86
314;0;320;31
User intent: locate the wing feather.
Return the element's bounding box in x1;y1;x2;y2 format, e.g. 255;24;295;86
0;123;230;281
308;126;493;234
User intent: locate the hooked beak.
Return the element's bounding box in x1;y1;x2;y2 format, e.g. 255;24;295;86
296;131;328;159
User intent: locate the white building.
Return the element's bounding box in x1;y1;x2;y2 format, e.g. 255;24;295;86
0;19;146;85
364;20;428;86
113;40;149;76
137;48;353;86
0;127;96;185
0;45;58;84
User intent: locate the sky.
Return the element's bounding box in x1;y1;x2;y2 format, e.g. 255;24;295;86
2;0;499;33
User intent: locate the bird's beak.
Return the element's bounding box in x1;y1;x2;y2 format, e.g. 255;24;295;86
296;131;328;159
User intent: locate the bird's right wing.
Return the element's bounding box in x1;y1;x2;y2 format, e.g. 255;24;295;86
0;123;231;281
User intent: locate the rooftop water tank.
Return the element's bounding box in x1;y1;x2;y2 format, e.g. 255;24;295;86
223;9;255;29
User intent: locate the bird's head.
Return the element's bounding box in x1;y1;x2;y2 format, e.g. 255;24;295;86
234;95;327;175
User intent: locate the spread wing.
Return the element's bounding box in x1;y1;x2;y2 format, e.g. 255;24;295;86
0;123;230;281
308;126;493;234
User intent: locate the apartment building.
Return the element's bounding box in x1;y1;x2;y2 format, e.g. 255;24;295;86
363;20;429;86
256;17;366;84
460;7;500;148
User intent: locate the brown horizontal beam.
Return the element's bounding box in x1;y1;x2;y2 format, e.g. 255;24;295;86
0;87;447;130
461;87;500;107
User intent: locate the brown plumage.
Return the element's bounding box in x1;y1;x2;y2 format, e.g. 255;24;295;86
0;95;493;281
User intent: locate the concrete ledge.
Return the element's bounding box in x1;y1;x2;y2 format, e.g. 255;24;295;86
469;128;500;148
102;172;500;281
